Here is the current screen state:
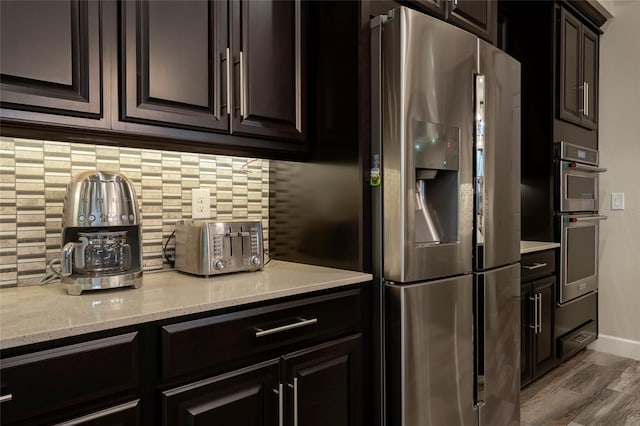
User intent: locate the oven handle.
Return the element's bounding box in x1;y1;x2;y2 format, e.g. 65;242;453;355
568;163;607;173
570;215;608;222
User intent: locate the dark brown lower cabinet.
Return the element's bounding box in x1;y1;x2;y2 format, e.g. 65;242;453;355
0;285;368;426
521;250;557;387
162;333;362;426
284;334;362;426
162;360;280;426
0;332;141;425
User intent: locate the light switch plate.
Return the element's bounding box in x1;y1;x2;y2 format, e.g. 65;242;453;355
612;192;625;210
192;188;211;219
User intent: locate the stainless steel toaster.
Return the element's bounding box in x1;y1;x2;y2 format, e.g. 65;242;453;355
174;220;263;276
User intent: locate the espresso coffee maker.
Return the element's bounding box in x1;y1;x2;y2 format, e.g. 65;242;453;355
60;171;143;295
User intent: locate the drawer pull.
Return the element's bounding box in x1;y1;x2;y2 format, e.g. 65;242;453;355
0;394;12;403
522;262;548;270
255;317;318;337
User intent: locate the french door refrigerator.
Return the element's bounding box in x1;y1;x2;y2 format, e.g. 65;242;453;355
371;7;521;426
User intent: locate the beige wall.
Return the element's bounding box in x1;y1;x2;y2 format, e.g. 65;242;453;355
592;0;640;358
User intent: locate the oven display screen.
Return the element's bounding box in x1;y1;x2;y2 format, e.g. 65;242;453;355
577;150;587;159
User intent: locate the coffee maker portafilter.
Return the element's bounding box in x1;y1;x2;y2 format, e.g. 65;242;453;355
60;171;143;295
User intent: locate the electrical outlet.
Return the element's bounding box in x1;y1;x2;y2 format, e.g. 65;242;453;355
612;192;625;210
192;188;211;219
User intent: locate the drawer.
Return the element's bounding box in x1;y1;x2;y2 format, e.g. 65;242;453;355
161;288;362;381
557;320;597;361
521;249;556;282
0;332;140;425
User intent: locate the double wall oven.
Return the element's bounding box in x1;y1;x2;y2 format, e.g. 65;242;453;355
556;142;606;305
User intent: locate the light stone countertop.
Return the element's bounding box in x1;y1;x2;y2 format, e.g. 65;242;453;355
521;240;561;254
0;261;372;350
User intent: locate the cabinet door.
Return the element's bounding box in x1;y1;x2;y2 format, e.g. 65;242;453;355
533;276;556;374
410;0;447;19
0;333;140;425
162;359;280;426
283;334;362;426
0;0;103;118
230;0;306;142
448;0;497;44
558;8;583;126
120;0;229;131
581;25;598;130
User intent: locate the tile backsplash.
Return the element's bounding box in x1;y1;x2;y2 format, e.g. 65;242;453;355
0;137;269;287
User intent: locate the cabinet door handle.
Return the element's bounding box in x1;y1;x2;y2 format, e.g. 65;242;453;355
53;400;139;425
255;317;318;337
239;51;246;119
273;384;283;426
580;81;588;116
529;294;539;334
226;47;232;118
522;262;547;270
538;293;543;334
585;82;589;117
0;394;12;403
291;377;299;426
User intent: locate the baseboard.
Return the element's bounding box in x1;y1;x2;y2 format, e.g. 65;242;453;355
588;334;640;361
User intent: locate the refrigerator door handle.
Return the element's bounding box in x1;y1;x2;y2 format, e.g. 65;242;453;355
474;278;486;408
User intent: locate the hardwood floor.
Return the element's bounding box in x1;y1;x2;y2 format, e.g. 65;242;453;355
521;350;640;425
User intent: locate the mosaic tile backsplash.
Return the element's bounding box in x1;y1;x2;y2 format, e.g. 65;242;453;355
0;137;269;287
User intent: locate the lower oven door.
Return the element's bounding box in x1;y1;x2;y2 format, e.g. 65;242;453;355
559;214;607;304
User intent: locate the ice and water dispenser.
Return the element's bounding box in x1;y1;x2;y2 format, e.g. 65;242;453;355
412;121;460;246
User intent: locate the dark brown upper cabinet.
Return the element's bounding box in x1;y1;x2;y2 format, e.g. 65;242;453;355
558;7;598;130
119;0;306;142
1;0;308;159
0;0;104;120
410;0;497;45
120;0;229;132
230;0;307;143
448;0;497;44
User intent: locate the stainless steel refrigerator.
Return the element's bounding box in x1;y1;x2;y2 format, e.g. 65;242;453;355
371;7;521;426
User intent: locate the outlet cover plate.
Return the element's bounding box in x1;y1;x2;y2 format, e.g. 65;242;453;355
612;192;625;210
192;188;211;219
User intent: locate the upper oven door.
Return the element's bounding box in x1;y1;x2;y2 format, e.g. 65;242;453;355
559;214;606;304
558;161;605;213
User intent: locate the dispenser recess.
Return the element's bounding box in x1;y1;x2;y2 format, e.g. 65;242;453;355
413;121;460;246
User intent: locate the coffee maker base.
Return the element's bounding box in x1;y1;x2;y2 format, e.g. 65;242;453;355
61;271;143;296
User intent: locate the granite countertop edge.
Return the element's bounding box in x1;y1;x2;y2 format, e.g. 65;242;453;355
0;261;373;350
520;240;561;254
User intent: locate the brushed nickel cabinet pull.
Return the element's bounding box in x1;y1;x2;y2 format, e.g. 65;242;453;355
226;47;232;117
53;400;139;425
538;292;543;334
0;394;12;403
522;262;547;270
255;317;318;337
240;51;246;119
585;82;589;117
273;383;283;426
293;377;299;426
529;294;539;334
